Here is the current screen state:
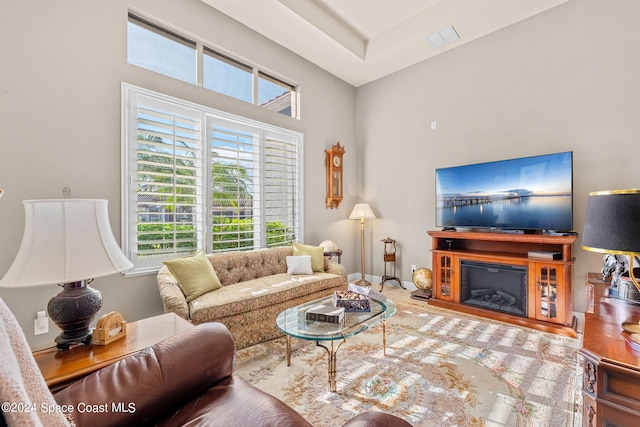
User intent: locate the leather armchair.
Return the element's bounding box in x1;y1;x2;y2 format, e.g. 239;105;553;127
53;322;411;427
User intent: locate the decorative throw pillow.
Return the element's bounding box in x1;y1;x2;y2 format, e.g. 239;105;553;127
286;255;313;275
163;251;222;302
292;242;324;272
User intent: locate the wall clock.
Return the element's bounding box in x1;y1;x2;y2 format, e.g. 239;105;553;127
325;142;345;209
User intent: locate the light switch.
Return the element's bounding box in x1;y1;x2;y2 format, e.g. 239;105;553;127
34;311;49;335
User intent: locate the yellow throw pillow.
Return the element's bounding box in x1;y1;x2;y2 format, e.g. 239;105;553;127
163;251;222;302
292;242;324;272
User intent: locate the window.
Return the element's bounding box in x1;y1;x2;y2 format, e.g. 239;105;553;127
203;49;253;103
127;15;196;84
259;72;296;116
122;84;303;274
127;13;298;118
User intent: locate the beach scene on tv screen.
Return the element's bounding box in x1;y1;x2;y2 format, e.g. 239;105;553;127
436;152;573;231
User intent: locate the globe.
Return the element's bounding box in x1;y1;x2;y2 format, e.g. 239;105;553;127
412;268;433;290
319;240;338;252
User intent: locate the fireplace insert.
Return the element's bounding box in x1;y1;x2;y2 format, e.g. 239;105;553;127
460;261;527;317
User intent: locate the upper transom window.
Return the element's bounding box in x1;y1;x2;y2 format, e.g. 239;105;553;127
127;13;298;118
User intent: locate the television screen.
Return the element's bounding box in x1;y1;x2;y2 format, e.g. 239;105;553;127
435;151;573;232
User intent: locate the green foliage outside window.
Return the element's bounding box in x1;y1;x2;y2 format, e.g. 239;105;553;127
137;223;197;255
137;218;292;254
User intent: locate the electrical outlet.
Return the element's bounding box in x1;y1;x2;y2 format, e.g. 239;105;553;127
34;311;48;335
411;264;417;273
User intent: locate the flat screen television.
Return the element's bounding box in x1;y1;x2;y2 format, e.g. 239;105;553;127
435;151;573;232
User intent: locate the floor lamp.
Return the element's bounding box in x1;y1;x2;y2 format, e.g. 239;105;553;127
349;203;376;286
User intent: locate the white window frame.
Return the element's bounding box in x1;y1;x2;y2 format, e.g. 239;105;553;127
121;83;304;276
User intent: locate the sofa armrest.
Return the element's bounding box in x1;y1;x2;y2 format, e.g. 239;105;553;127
54;322;235;427
325;258;347;277
157;266;190;320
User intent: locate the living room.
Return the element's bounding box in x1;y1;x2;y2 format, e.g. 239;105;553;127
0;0;637;395
2;0;639;425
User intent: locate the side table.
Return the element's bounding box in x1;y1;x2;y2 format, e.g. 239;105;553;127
34;312;192;391
324;249;342;264
581;273;640;426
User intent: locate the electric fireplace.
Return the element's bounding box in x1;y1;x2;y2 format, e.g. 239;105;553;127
460;260;528;317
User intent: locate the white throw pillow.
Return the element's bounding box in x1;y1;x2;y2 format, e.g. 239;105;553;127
286;255;313;275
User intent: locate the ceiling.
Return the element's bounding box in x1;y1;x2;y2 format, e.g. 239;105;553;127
201;0;572;87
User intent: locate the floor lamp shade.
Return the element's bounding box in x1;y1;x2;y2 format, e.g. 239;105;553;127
0;199;133;349
349;203;376;221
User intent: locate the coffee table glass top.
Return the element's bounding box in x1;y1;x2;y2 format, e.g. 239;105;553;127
276;295;396;341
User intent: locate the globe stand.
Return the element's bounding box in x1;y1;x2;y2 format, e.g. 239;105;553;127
410;288;432;301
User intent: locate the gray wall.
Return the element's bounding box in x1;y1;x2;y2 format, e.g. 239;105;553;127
356;0;640;312
0;0;357;348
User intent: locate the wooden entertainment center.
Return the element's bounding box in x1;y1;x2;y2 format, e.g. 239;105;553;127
428;230;577;337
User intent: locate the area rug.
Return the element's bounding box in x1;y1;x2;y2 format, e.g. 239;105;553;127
235;299;582;427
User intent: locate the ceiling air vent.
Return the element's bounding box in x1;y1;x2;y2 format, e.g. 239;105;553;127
427;25;460;48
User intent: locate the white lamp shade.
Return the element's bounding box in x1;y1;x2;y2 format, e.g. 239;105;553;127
0;199;133;287
349;203;376;220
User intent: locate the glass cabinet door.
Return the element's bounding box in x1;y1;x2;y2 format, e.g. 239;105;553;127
536;265;558;321
436;254;454;301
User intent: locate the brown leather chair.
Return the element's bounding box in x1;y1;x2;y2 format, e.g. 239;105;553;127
53;322;412;427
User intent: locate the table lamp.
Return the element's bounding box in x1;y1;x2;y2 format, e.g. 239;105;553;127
0;199;133;350
582;189;640;326
349;203;376;286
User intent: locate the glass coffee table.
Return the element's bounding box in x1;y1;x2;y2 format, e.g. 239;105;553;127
276;294;396;392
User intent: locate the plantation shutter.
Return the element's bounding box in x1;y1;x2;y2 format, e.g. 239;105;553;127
264;133;300;246
208;119;260;252
207;120;300;251
130;93;204;266
123;84;303;274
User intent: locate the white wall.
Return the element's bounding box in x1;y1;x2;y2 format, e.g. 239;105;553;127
0;0;357;348
356;0;640;312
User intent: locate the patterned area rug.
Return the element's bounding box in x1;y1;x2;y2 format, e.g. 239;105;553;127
235;298;582;426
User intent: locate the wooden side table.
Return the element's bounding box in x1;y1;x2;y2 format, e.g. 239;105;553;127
380;237;404;291
324;249;342;264
34;313;192;391
581;273;640;426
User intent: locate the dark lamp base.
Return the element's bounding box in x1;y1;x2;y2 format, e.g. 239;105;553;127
47;280;102;350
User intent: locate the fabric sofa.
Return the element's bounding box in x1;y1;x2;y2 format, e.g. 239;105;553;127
157;245;348;348
51;322;411;427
